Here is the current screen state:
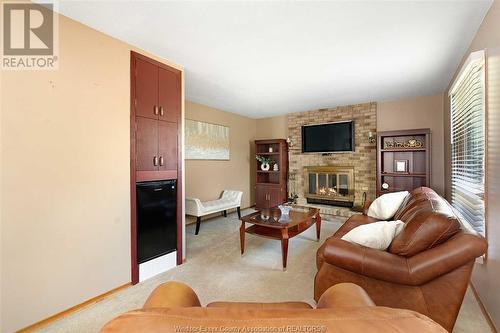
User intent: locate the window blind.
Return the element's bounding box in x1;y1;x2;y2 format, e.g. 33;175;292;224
450;51;485;235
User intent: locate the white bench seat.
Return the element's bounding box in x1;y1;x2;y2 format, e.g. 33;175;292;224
185;190;243;235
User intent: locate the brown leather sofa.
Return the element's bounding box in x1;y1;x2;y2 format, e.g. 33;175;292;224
315;187;487;332
101;281;446;332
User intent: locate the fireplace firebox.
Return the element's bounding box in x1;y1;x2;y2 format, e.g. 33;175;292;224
304;166;354;207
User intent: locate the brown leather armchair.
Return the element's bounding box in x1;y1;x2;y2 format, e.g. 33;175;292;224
314;187;487;332
101;281;446;332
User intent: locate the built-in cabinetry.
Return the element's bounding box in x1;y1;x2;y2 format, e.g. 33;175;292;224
255;139;288;209
376;129;431;196
130;51;183;284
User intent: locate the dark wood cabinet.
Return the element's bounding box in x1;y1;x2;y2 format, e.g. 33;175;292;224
158;67;180;123
158;120;178;171
132;53;181;182
376;129;431;196
136;117;158;171
134;58;159;120
255;185;270;209
254;139;288;209
131;51;183;284
256;184;285;209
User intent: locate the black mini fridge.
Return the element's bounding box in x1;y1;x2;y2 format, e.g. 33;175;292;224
136;180;177;264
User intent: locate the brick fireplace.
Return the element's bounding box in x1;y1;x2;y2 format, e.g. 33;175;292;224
304;166;354;207
287;103;377;207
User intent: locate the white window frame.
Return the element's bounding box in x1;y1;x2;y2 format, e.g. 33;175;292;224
448;49;487;237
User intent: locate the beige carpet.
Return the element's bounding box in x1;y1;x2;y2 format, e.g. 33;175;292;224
35;209;491;332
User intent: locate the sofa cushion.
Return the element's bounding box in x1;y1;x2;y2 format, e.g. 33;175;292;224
341;220;405;250
389;193;461;257
367;191;409;220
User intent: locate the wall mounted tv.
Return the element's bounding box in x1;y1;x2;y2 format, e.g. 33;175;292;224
302;121;354;153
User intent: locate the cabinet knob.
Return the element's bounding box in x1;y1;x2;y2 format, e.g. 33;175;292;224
159;106;164;116
154;105;159;115
159;156;164;166
153;155;158;166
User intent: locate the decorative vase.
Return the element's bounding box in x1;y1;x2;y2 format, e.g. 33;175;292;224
273;163;279;171
261;163;270;171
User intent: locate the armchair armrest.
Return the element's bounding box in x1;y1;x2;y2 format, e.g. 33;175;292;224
317;283;375;308
322;232;487;286
185;197;203;216
143;281;201;309
221;190;243;206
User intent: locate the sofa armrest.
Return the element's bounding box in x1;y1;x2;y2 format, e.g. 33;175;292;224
405;232;487;283
322;232;487;286
323;238;412;284
317;283;375;308
185;197;203;216
143;281;201;309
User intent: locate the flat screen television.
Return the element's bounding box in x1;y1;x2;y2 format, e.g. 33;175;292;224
302;121;354;153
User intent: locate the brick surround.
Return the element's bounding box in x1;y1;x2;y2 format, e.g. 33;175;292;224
287;103;377;206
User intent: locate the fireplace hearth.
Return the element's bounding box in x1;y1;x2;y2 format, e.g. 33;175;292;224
304;166;354;207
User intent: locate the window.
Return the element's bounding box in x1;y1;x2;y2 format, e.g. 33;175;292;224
449;50;486;235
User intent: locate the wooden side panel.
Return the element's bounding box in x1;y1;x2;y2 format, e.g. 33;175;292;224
136;117;158;171
158;67;180;123
158;121;178;171
135;58;158;120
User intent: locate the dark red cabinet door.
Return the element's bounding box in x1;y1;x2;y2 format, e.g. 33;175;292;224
136;117;158;171
158;67;180;123
255;185;269;209
269;186;284;207
135;58;158;120
158;121;178;171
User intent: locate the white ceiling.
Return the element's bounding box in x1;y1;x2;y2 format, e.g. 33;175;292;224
54;1;492;118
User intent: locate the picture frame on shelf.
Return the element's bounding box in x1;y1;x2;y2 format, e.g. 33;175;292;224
394;160;409;173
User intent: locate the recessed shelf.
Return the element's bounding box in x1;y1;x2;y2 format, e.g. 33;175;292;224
377;129;431;197
256;152;281;155
382;173;427;177
257;170;280;173
381;148;426;152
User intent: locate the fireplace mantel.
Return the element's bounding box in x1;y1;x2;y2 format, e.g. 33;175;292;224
304;166;354;207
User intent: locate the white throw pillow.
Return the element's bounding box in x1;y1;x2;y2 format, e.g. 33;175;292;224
367;191;409;220
341;220;405;250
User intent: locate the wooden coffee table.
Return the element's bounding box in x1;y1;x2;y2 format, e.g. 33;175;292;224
239;205;321;271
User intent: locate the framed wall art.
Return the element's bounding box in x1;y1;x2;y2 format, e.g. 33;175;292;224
185;119;230;160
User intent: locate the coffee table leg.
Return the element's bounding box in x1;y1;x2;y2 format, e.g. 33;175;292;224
281;228;289;271
240;220;245;256
315;213;321;241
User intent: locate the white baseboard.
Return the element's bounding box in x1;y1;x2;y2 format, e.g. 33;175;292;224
139;251;177;282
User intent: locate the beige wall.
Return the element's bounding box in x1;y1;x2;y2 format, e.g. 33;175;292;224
185;101;256;222
0;14;184;332
444;1;500;329
256;115;288;139
377;94;445;195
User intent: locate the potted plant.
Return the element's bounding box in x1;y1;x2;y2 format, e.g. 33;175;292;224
256;155;274;171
